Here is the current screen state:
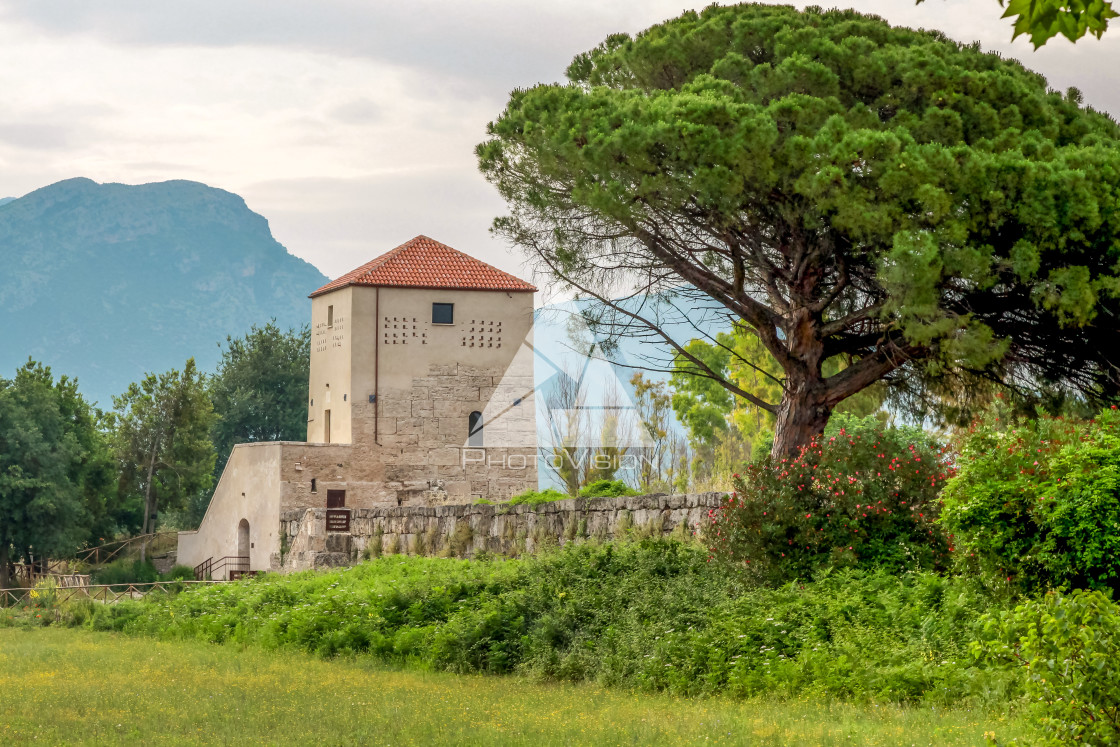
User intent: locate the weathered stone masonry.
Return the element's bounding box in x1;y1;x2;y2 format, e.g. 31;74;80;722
276;492;724;571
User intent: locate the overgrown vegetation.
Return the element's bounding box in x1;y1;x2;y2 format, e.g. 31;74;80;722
943;407;1120;594
577;479;637;498
506;488;570;506
506;480;639;507
89;558;195;588
17;540;1017;706
974;588;1120;745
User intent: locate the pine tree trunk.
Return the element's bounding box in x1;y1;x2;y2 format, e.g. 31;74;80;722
771;378;833;459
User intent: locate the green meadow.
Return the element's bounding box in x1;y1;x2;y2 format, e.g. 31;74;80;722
0;628;1027;746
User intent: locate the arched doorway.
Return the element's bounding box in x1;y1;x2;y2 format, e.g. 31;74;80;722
237;519;250;562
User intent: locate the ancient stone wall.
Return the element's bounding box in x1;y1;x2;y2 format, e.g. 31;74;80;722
274;492;723;572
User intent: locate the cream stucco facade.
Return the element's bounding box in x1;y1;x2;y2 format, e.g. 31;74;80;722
178;237;539;578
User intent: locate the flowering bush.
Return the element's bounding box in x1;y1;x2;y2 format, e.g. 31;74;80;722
942;407;1120;594
712;415;953;583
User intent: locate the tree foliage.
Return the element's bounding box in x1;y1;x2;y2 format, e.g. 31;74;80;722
977;589;1120;745
112;359;216;547
209;322;310;475
0;362;115;586
671;329;782;460
921;0;1118;49
630;373;689;492
478;3;1120;455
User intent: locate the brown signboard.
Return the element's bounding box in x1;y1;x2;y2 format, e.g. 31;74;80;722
326;509;351;533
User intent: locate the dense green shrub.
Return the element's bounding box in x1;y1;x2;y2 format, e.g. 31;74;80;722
942;408;1120;593
101;540;1016;704
975;589;1120;745
717;415;952;583
90;559;160;587
163;565;196;582
507;488;570;505
578;479;638;498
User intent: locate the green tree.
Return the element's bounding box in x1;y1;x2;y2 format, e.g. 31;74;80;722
923;0;1118;48
113;359;216;560
630;373;688;492
209;322;311;475
0;362;114;587
585;381;631;485
478;4;1120;457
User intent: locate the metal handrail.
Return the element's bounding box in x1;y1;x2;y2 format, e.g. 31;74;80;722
0;580;219;608
193;556;248;581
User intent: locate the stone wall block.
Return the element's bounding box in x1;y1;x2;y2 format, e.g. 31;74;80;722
381;398;413;417
458;365;500;378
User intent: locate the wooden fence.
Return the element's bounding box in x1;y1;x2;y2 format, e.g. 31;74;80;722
75;531;179;565
0;580;219;608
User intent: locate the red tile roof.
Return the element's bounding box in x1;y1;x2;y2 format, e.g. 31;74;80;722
310;235;537;297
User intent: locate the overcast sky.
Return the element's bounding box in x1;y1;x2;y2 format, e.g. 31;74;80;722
0;1;1116;297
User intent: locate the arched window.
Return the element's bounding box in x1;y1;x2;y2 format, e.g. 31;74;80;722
468;411;484;447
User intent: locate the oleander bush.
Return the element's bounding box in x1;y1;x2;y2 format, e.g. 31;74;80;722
716;415;953;584
942;407;1120;594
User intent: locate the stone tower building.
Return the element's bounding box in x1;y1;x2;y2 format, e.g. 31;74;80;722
178;236;539;577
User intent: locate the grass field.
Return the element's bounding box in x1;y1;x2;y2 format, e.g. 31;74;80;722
0;628;1028;746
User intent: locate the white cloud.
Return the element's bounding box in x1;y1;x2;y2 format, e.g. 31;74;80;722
0;0;1114;293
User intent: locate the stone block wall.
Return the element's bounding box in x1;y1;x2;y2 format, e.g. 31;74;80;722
275;492;723;572
350;361;538;505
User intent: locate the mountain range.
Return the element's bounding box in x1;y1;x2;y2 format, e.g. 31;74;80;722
0;178;327;406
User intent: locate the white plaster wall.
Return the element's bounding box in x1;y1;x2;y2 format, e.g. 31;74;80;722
308;287;353;444
177;442;283;578
364;286;534;393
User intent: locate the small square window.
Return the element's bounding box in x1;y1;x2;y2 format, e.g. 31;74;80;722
432;303;454;325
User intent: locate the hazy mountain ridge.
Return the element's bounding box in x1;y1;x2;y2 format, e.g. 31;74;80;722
0;178;328;405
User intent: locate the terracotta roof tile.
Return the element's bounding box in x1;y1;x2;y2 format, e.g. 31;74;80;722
310;235;537;297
